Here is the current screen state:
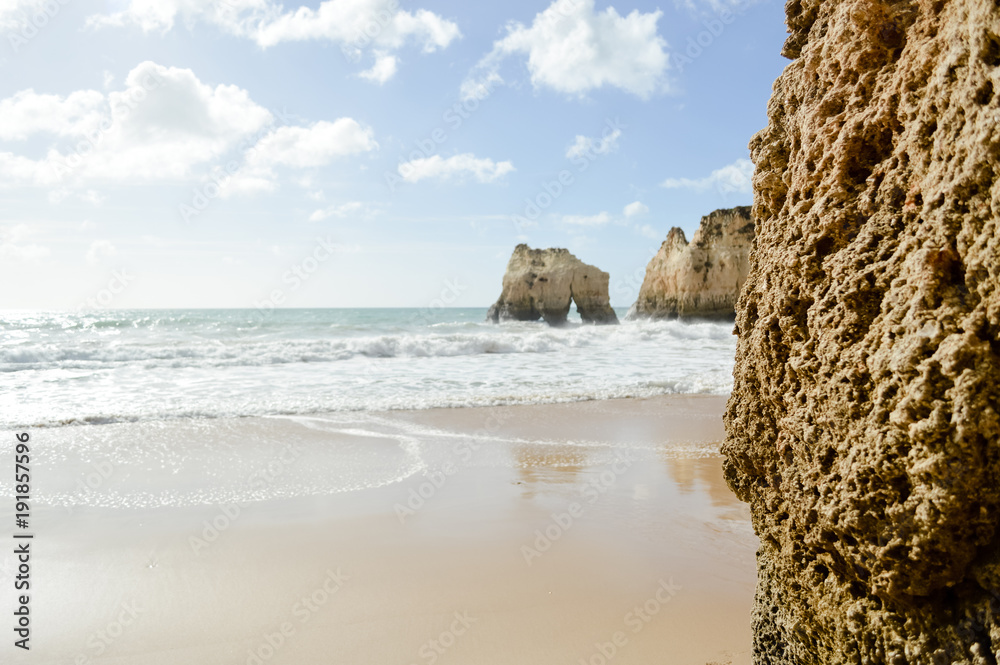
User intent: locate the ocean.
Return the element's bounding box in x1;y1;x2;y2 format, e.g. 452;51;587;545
2;308;736;429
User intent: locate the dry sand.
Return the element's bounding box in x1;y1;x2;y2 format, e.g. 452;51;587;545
4;395;756;665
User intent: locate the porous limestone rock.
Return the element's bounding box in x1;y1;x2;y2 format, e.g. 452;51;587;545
723;0;1000;663
627;207;754;319
487;245;618;325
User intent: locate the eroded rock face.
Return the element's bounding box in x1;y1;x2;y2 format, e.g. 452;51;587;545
628;207;754;319
723;0;1000;663
487;245;618;325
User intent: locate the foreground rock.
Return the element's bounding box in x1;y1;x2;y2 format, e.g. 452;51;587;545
723;0;1000;663
628;207;753;319
487;245;618;325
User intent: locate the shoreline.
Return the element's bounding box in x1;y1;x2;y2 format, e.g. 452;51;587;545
10;391;733;432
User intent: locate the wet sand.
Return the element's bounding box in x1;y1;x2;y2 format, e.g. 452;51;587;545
4;395;756;665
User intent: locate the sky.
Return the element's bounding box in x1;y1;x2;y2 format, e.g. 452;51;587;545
0;0;789;309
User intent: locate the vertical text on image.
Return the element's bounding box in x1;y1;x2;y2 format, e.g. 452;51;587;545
13;432;32;650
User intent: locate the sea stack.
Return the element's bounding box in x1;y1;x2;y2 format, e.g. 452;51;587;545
723;0;1000;663
627;206;754;320
487;245;618;326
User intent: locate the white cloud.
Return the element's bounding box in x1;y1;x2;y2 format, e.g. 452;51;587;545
0;61;272;185
47;187;69;204
661;158;754;194
398;153;514;184
85;0;187;31
0;0;50;30
248;119;377;168
224;119;377;196
0;61;377;195
0;223;49;261
0;152;61;186
0;241;49;261
0;0;25;22
86;239;117;264
557;206;658;237
309;201;366;222
49;188;107;206
0;89;106;140
462;0;668;100
82;190;105;205
358;52;398;84
623;201;648;218
250;1;459;51
87;61;273;181
566;128;621;160
214;169;279;197
560;212;613;226
458;71;503;103
88;0;461;83
637;223;659;239
677;0;759;16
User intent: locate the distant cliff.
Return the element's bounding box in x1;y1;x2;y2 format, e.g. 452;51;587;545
628;207;753;320
487;245;618;326
723;0;1000;662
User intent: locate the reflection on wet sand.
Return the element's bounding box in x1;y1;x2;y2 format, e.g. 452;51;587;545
511;445;588;498
662;454;743;510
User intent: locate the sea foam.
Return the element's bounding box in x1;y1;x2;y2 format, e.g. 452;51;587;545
1;309;736;428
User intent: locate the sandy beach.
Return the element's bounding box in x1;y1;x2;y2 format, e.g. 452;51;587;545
5;395;756;665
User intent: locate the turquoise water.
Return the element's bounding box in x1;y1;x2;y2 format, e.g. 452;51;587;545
2;308;736;428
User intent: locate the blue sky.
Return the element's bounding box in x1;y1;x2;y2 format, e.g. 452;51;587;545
0;0;787;309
